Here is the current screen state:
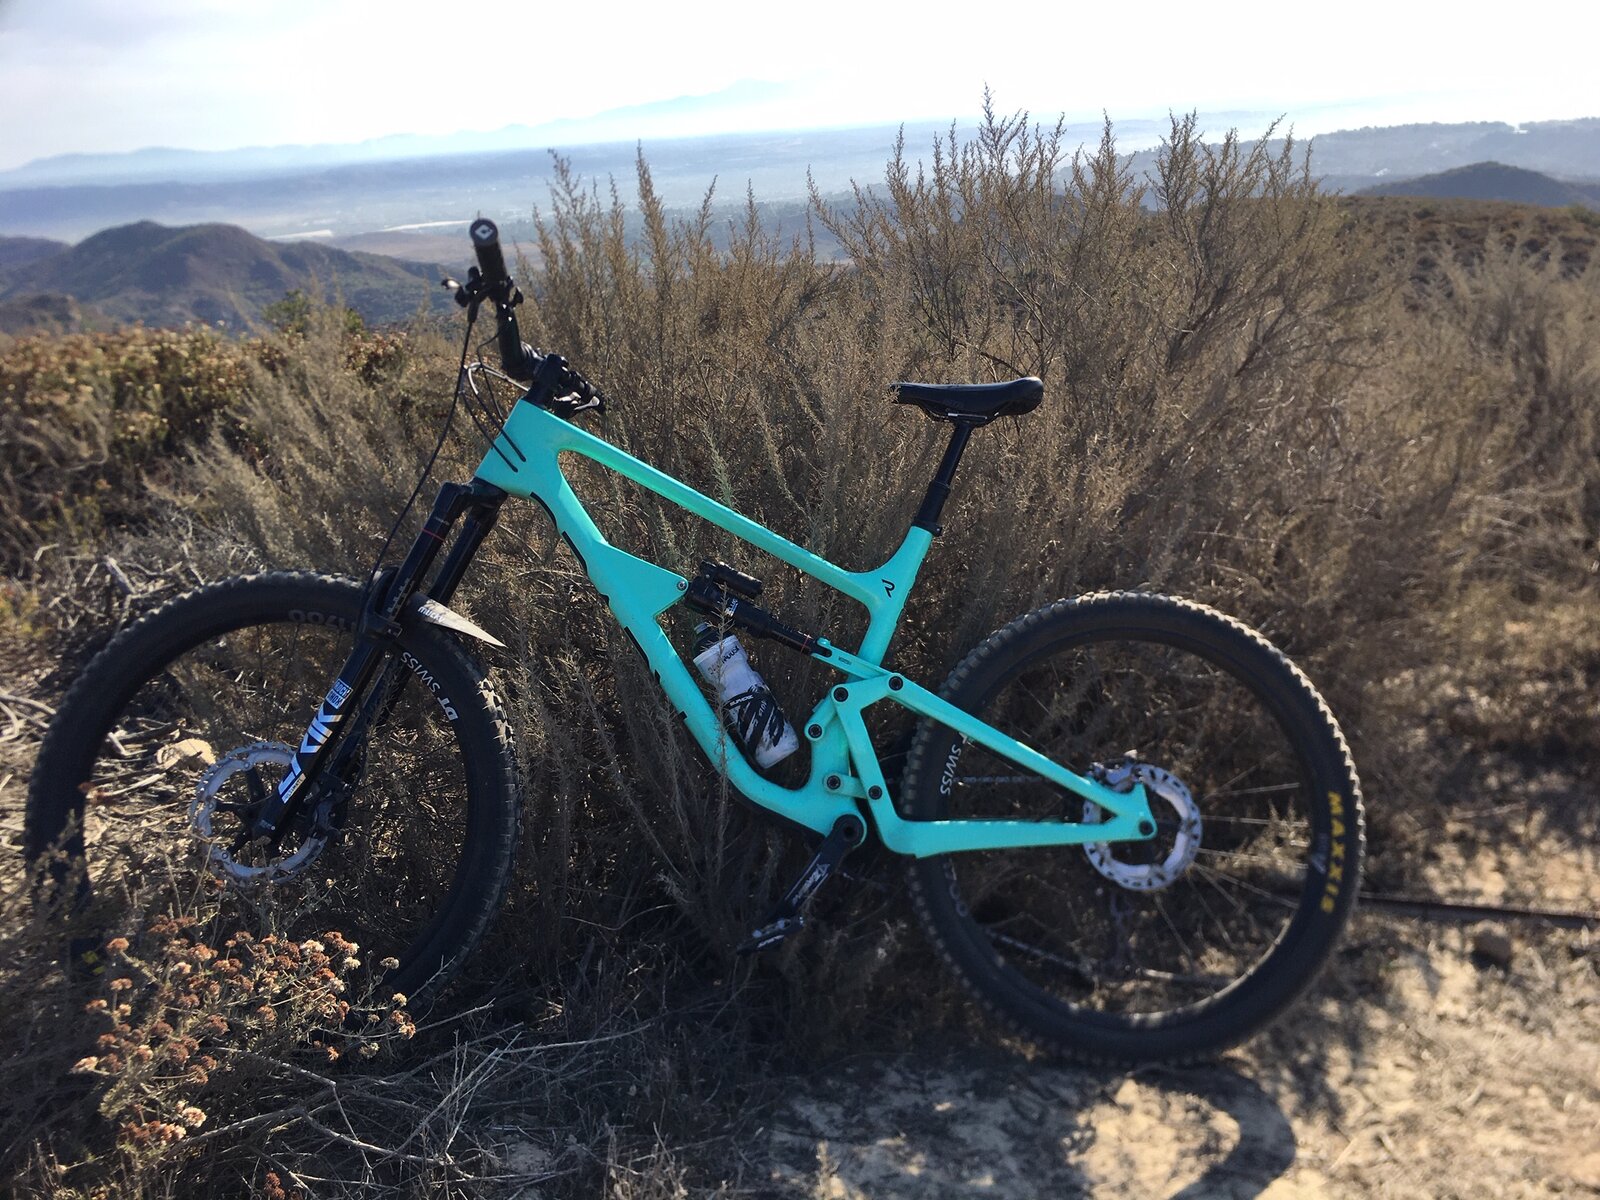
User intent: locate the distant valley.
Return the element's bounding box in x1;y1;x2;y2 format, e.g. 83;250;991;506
2;111;1597;338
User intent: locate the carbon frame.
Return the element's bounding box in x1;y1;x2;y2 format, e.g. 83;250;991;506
470;398;1156;857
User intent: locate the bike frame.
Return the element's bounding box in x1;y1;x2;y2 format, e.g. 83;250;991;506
255;382;1156;855
458;398;1156;856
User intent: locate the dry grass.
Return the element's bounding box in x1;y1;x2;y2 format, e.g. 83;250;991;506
0;105;1596;1196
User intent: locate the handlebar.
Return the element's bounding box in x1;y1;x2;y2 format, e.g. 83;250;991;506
466;218;539;383
450;218;607;416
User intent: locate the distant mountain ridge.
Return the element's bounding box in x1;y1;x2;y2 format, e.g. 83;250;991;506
0;222;449;330
1294;118;1600;180
0;80;834;187
1358;161;1600;207
2;115;1598;244
0;235;68;270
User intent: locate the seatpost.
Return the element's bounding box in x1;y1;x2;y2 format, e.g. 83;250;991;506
912;419;978;536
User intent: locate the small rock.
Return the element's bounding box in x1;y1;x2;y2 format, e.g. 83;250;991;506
501;1141;551;1174
1471;927;1514;969
155;737;216;769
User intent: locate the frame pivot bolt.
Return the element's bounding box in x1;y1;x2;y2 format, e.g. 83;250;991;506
888;675;903;691
825;774;842;790
806;724;823;739
1139;820;1155;837
833;687;849;702
868;785;883;800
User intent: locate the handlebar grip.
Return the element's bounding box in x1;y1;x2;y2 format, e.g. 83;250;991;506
469;217;511;286
467;217;540;381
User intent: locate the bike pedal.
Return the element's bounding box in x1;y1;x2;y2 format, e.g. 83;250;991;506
738;916;805;955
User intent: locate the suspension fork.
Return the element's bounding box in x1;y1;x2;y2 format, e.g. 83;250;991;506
246;478;507;843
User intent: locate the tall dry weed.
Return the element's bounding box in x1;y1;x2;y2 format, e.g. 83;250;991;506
2;104;1597;1196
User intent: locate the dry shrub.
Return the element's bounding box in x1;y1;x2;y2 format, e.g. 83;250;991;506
0;315;421;573
1358;237;1600;824
0;327;252;567
0;863;739;1198
0;868;412;1196
2;103;1597;1196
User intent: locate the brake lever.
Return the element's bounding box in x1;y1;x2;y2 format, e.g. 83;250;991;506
551;391;605;418
441;269;523;312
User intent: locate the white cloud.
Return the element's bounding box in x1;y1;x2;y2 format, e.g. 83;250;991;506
0;0;1594;170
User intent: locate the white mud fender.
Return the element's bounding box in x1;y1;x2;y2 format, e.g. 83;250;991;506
403;593;507;648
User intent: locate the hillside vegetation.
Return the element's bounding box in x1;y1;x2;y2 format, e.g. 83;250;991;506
0;221;449;330
0;111;1596;1197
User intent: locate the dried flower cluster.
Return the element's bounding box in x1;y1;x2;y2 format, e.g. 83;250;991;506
68;918;413;1156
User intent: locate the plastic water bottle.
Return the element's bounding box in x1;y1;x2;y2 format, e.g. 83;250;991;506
691;623;800;768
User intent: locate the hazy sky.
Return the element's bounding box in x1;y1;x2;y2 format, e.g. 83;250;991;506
0;0;1595;170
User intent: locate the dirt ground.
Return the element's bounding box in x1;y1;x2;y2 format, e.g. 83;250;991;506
749;921;1596;1198
2;680;1594;1198
749;766;1600;1200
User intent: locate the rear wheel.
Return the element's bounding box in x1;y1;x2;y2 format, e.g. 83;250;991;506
26;572;521;1008
902;592;1363;1064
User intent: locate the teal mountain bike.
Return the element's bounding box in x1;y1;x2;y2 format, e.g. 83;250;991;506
27;219;1364;1064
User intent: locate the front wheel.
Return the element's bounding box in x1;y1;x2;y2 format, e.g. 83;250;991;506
26;572;522;1009
902;592;1363;1065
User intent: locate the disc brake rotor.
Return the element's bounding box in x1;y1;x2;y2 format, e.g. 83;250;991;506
191;741;326;884
1082;762;1202;891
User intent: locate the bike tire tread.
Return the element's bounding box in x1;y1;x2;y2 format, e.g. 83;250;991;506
900;590;1365;1067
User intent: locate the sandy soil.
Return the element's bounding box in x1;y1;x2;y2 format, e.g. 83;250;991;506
754;768;1600;1199
754;919;1599;1198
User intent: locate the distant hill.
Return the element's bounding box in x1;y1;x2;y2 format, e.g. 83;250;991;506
0;235;68;270
0;292;107;337
1359;162;1600;207
0;222;449;329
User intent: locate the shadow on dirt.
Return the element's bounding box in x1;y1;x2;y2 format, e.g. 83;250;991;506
763;1048;1302;1198
1140;1065;1298;1198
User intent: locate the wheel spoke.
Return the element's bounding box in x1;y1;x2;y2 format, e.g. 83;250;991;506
28;575;514;1011
903;596;1360;1046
